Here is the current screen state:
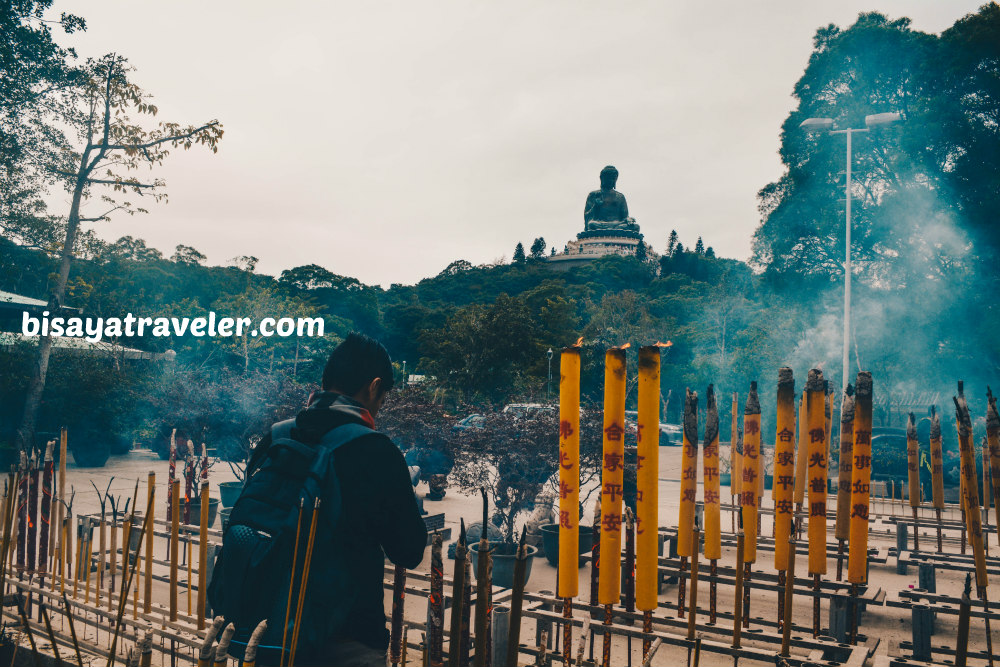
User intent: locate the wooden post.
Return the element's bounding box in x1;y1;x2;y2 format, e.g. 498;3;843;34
144;471;154;614
781;537;796;656
170;478;180;622
732;532;744;649
686;527;700;640
197;480;209;630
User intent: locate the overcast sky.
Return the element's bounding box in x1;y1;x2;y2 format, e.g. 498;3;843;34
54;1;985;287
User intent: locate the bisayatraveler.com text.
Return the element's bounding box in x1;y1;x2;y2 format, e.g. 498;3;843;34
21;311;325;343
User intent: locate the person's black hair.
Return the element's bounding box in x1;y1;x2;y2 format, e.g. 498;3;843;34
321;332;395;395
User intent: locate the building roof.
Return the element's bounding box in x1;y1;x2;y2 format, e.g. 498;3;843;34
0;290;48;308
0;331;175;361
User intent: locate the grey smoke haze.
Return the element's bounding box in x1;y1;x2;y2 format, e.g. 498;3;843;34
50;0;985;287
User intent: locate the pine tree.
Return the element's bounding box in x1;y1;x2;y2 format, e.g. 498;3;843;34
635;241;648;263
666;230;678;256
674;242;685;257
513;242;526;264
695;236;705;255
705;246;715;258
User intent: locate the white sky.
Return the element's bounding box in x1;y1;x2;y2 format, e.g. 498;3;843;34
53;0;985;287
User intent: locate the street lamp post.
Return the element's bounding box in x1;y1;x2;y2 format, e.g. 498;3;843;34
547;348;554;400
799;112;901;396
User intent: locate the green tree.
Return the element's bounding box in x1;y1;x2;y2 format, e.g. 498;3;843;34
513;242;526;264
695;237;705;255
529;237;546;259
0;2;84;251
666;230;678;256
171;244;207;265
419;293;540;402
15;54;223;450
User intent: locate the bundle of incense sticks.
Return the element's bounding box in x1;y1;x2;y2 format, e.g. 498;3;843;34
930;406;944;550
677;388;698;618
835;386;854;579
702;385;722;625
773;369;796;626
805;369;828;637
740;382;761;627
906;413;921;550
847;371;873;644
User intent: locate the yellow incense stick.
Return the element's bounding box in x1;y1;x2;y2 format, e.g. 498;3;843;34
558;346;581;599
598;347;627;606
636;346;661;609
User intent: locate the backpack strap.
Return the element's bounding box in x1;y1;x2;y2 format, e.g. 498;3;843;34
299;422;377;506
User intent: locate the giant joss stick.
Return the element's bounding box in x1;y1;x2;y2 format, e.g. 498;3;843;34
834;386;854;580
954;383;994;665
558;344;581;667
731;392;740;533
473;492;491;667
449;521;467;667
740;382;761;628
805;369;828;637
599;346;627;667
794;391;808;540
847;372;873;644
38;440;53;595
906;413;921;551
930;407;945;551
773;368;796;629
702;385;721;626
983;436;992;554
987;390;1000;545
678;389;699;618
167;430;177;557
503;527;526;667
636;346;661;651
428;533;444;667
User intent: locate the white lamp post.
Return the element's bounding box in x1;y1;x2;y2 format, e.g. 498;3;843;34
799;112;902;396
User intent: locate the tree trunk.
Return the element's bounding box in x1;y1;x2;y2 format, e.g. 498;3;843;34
15;172;88;452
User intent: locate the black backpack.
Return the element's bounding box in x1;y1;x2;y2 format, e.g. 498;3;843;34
207;419;374;664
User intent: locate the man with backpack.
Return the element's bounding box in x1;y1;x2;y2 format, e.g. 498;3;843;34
209;333;428;667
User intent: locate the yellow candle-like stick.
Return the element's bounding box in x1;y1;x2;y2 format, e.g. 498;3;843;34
731;392;741;501
773;368;796;571
636;346;661;610
678;389;699;560
805;369;828;576
794;391;808;506
558;346;581;599
598;347;627;606
703;386;721;562
906;413;920;508
741;383;761;563
955;388;988;590
848;372;873;584
930;409;944;510
835;389;855;543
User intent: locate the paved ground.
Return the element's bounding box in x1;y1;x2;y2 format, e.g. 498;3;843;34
49;444;996;666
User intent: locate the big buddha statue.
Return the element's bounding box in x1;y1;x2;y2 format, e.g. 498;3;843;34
583;165;639;233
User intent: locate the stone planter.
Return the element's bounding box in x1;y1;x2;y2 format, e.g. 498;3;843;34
218;481;243;508
538;523;594;568
469;543;537;589
183;497;220;527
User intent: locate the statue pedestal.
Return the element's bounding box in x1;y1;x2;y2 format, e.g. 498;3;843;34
547;228;649;270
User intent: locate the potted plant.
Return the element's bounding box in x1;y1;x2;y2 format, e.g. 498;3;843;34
218;435;255;508
452;405;604;587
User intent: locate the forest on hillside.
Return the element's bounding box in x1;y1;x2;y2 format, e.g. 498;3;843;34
2;5;1000;458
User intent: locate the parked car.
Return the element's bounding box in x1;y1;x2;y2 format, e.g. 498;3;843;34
453;414;486;431
659;423;683;446
623;410;681;445
502;403;555;420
